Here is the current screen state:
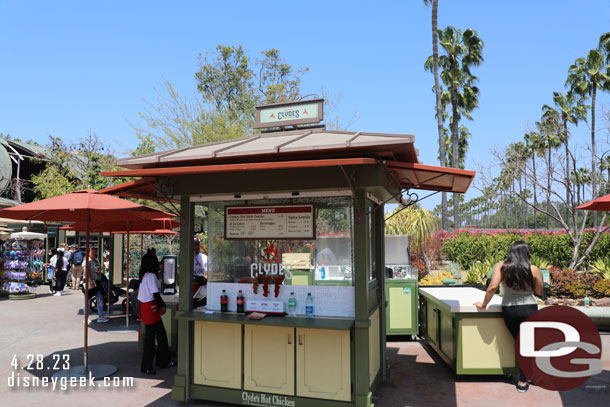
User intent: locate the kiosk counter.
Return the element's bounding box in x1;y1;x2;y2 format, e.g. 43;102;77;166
419;286;520;376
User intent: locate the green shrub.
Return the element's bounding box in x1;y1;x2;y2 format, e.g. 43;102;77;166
465;262;486;284
592;279;610;297
549;268;577;297
442;230;610;270
530;255;550;270
566;281;586;298
420;270;453;286
590;257;610;280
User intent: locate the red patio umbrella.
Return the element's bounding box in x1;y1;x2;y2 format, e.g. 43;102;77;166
575;194;610;211
62;218;178;328
0;189;175;379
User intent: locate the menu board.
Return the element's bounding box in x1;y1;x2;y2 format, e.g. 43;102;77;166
225;205;315;240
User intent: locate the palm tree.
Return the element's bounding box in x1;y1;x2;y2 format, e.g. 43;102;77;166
428;26;484;230
524;131;543;229
566;48;610;228
443;125;471;169
537;110;562;229
508;141;528;228
543;91;588;229
423;0;447;231
571;168;591;209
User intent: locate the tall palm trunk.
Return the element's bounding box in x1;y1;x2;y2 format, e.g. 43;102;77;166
450;87;460;230
591;85;598;228
519;174;524;228
532;155;537;229
563;120;571;230
430;0;447;231
546;141;551;229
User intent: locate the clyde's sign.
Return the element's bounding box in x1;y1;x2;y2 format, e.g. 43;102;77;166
254;98;324;129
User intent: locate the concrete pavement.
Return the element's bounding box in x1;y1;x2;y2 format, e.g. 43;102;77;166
0;285;608;407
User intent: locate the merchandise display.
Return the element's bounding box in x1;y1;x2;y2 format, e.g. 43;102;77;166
0;238;45;297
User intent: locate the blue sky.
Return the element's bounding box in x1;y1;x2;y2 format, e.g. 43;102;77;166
1;1;610;209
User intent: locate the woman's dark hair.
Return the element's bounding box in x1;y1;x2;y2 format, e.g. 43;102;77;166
501;241;534;291
56;249;64;271
139;252;160;282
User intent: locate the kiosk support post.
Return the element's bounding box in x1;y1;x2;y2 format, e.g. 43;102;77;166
353;189;373;407
173;196;194;401
375;202;389;380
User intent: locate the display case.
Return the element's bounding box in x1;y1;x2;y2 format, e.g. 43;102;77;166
1;236;45;299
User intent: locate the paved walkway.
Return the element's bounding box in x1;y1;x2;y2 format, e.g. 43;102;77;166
1;285;608;407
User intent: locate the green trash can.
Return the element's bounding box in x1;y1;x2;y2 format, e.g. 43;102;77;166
540;268;550;300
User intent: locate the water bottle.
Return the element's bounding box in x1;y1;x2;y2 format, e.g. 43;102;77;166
584;293;590;308
321;263;326;280
305;293;314;317
220;289;228;312
288;292;297;316
236;290;245;313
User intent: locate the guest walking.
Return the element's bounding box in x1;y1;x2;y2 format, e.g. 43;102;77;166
82;247;108;323
69;245;85;290
50;248;70;296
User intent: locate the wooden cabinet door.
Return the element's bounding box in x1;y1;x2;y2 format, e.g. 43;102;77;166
296;328;350;401
244;325;295;395
439;310;454;362
193;321;242;389
388;286;413;331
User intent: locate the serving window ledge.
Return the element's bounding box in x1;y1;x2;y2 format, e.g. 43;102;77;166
176;310;354;330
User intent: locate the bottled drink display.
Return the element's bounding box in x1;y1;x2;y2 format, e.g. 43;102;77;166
288;292;297;316
305;292;314;317
236;290;245;313
220;289;228;312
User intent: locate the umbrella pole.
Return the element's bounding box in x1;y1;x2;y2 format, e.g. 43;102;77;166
84;209;90;372
125;229;130;328
106;239;110;314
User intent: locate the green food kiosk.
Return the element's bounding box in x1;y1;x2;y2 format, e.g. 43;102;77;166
103;99;475;407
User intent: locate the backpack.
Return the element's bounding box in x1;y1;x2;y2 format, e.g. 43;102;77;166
72;250;84;266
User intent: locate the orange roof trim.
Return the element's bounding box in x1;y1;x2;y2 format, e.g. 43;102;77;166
386;161;475;194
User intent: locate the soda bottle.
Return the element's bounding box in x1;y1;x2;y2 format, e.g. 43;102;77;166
321;263;326;280
305;293;314;317
236;290;245;313
288;292;297;316
220;289;228;312
584;292;590;308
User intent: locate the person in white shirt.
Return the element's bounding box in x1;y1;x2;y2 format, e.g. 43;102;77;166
50;248;70;296
193;237;208;296
138;251;175;375
193;242;207;279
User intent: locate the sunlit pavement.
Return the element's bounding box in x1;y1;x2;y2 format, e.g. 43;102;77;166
1;285;608;407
